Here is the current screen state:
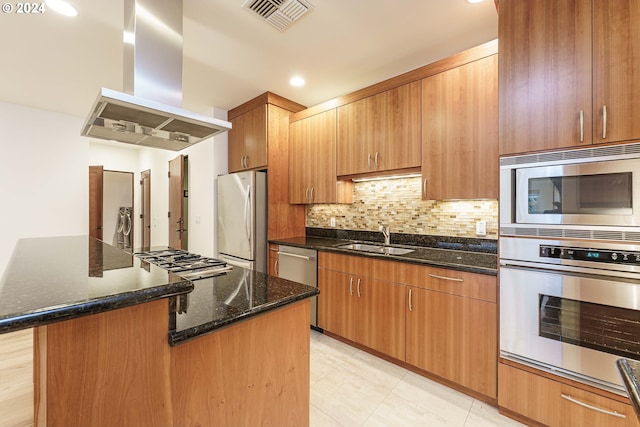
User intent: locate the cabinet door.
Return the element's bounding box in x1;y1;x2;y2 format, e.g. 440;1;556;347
288;118;309;204
228;105;267;172
422;55;498;200
268;244;279;276
406;286;497;398
499;0;592;154
317;268;356;341
375;81;421;172
307;110;340;203
337;98;372;176
356;277;406;361
593;0;640;145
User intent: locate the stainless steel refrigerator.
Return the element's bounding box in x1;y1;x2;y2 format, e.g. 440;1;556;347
217;171;267;273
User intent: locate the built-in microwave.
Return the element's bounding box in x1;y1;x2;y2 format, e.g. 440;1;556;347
500;143;640;240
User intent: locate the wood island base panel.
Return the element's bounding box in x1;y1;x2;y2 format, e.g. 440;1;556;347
34;299;311;427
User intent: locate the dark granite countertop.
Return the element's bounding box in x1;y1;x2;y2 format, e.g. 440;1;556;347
0;236;319;345
269;231;497;276
0;236;193;334
168;267;319;345
617;359;640;421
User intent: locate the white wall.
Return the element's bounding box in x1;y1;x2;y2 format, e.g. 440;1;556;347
0;102;89;278
0;101;229;278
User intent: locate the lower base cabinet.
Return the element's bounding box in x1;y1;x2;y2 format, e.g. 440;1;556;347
499;363;640;427
318;252;497;400
406;286;496;399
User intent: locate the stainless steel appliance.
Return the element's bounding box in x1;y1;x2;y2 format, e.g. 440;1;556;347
116;207;133;249
217;171;267;273
277;245;318;327
135;249;231;281
500;236;640;394
500;142;640;239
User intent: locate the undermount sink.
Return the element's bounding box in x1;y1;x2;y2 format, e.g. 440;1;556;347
336;243;414;256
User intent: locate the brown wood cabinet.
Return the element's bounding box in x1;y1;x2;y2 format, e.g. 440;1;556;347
228;93;306;239
499;363;640;427
421;54;498;200
402;264;497;399
317;253;405;360
289;110;353;204
228;104;267;172
499;0;640;155
318;252;497;400
336;82;421;177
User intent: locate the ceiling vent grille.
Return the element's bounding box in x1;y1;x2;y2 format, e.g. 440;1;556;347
243;0;314;32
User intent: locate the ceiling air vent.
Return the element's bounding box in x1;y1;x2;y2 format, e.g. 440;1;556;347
243;0;314;32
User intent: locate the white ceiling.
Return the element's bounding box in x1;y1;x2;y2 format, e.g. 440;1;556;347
0;0;498;119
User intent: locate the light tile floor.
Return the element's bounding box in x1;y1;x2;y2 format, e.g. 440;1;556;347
309;330;526;427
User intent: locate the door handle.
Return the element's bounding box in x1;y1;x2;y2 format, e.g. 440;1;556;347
349;277;353;296
357;278;361;297
374;152;379;170
602;105;607;139
367;153;371;170
274;259;279;275
408;288;413;312
423;179;427;199
579;110;584;142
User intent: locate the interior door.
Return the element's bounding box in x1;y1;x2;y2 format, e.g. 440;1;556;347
168;155;186;249
89;165;103;240
140;169;151;249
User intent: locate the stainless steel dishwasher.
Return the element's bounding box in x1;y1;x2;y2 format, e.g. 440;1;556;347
277;245;318;327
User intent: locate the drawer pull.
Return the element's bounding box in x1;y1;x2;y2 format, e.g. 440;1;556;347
274;259;278;275
349;277;353;296
560;394;626;419
428;273;463;282
408;288;413;312
357;278;361;297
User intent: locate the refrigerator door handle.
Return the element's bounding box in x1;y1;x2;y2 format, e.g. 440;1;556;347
244;184;252;243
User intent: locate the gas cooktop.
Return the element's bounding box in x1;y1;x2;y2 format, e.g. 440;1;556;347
135;249;232;280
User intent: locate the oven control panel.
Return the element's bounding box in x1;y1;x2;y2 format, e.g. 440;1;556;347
539;245;640;265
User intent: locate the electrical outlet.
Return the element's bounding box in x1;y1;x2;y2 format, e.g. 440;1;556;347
476;221;486;236
330;217;336;227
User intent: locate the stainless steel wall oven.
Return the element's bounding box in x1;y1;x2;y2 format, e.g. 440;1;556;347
500;143;640;395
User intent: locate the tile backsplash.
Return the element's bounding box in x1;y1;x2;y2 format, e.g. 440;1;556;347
305;177;498;239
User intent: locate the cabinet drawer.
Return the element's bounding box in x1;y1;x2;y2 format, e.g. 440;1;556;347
499;363;639;427
399;263;496;303
318;252;401;283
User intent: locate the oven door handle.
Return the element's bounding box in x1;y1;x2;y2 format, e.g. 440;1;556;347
560;394;626;419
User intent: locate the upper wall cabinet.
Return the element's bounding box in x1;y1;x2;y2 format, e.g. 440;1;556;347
228;104;267;173
499;0;640;155
336;82;421;177
289;110;353;204
422;54;498;200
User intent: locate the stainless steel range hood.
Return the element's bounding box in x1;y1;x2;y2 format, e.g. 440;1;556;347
80;0;231;151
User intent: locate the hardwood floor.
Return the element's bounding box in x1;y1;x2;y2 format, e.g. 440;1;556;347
0;329;33;427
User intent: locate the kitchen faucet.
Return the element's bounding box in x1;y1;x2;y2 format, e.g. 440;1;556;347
379;225;390;245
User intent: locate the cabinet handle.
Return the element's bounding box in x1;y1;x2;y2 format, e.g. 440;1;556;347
349;277;353;296
241;155;245;169
375;152;379;170
560;394;625;419
428;273;463;282
408;288;413;312
305;187;309;202
357;278;361;297
367;153;371;170
245;155;250;168
602;105;607;139
274;259;279;275
423;179;427;199
310;187;315;203
579;110;584;142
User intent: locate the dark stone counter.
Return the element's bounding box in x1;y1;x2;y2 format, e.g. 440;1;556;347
169;267;318;345
0;236;193;334
0;236;319;343
270;231;497;276
617;359;640;422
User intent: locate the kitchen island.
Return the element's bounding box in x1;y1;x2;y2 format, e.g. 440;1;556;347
0;236;318;427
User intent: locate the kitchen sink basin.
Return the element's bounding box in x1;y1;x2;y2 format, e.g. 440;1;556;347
335;243;414;256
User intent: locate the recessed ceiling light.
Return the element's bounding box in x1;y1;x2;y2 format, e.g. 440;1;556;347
466;0;484;3
46;0;77;16
290;76;305;87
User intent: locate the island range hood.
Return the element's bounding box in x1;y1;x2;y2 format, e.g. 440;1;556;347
80;0;231;151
